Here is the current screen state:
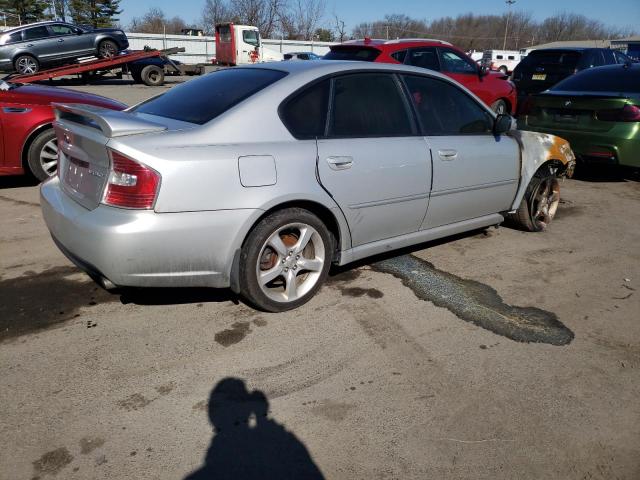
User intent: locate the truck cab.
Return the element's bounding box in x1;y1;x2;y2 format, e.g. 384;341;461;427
214;23;283;65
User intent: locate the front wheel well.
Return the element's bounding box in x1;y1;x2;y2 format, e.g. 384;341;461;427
21;123;53;171
540;159;570;177
244;200;343;262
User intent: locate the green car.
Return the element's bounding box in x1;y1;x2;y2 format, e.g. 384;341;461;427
518;63;640;169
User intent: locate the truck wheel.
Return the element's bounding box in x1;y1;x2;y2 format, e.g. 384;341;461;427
239;208;333;312
507;166;560;232
491;99;508;114
14;55;39;75
498;65;508;74
27;129;58;182
141;65;164;86
98;39;118;58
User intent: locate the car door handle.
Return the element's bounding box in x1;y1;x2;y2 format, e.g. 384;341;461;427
58;39;64;42
27;43;34;47
326;156;353;170
438;149;458;161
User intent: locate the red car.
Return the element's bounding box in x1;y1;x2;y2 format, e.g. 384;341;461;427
0;81;125;181
325;39;517;115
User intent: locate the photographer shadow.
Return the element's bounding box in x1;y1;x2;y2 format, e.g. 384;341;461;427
185;377;324;480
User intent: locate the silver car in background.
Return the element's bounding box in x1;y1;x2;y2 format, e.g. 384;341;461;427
40;61;575;312
0;21;129;74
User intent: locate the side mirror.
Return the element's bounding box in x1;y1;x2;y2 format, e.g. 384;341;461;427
493;114;513;135
75;28;83;35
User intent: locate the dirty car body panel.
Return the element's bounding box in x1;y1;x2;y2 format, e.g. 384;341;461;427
40;61;574;298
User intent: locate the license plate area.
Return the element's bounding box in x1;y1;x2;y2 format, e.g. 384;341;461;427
61;154;107;206
532;73;547;80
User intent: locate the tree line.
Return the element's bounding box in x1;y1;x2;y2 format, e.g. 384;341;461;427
0;0;121;28
1;0;636;50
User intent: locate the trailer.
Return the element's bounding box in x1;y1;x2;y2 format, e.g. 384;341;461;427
2;47;203;86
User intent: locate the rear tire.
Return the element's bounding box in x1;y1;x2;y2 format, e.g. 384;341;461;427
498;65;508;74
506;166;560;232
14;55;39;75
141;65;164;86
97;39;118;58
239;208;333;312
27;129;58;182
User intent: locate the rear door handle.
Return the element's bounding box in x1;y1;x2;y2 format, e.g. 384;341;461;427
438;149;458;161
58;39;64;42
27;43;34;47
326;156;353;170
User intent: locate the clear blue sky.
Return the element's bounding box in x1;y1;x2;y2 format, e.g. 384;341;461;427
118;0;640;32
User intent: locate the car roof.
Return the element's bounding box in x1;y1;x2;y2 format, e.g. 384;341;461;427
237;58;455;83
342;38;452;47
2;21;69;33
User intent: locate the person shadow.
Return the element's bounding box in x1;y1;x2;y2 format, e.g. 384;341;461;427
185;377;325;480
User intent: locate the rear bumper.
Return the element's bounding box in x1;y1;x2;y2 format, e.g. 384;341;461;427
40;177;258;288
517;124;639;168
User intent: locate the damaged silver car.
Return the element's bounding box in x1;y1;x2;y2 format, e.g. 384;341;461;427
40;61;575;311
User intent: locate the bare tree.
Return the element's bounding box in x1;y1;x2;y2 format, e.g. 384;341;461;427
201;0;231;34
128;7;188;34
333;12;347;42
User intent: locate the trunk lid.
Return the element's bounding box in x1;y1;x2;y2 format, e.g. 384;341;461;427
525;92;630;133
53;103;169;210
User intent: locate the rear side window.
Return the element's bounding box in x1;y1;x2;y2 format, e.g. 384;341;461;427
403;74;493;135
406;47;439;70
329;73;413;137
280;80;330;139
602;49;615;64
521;51;580;70
23;26;49;40
323;47;381;61
581;50;605;68
217;25;231;42
133;68;287;125
3;31;23;44
551;66;640;93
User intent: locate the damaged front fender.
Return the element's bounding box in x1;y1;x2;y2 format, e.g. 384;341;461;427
508;130;576;212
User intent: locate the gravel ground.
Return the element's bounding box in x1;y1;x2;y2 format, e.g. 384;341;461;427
0;76;639;479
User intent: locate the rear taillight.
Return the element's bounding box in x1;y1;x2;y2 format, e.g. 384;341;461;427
597;104;640;122
103;150;160;209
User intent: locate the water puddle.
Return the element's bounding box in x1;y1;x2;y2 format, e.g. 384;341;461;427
372;255;573;346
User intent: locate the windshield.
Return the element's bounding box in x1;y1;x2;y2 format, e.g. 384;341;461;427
551;66;640;94
132;68;287;124
324;47;381;61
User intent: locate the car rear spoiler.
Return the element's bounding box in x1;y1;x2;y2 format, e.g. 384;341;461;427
53;103;168;138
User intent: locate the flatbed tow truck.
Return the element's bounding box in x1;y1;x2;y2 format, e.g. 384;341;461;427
2;47;203;86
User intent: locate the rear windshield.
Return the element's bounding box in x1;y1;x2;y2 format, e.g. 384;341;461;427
521;50;580;69
551;66;640;93
323;47;381;62
133;68;287;124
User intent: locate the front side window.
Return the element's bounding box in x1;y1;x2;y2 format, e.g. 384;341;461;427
602;49;615;64
402;74;493;135
23;26;49;41
243;30;259;47
50;24;75;36
613;50;630;63
406;47;439;70
2;31;23;44
439;49;477;74
280;79;330;139
329;73;413;137
133;68;287;124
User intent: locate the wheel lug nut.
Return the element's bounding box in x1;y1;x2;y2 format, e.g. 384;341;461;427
296;255;300;259
293;265;297;270
281;259;285;264
284;267;288;272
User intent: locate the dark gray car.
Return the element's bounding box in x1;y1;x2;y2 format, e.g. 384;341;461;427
0;21;129;74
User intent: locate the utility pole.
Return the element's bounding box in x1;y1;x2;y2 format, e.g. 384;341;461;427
386;24;389;40
503;0;516;50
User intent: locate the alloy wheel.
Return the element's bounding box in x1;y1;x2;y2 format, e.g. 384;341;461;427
531;177;560;228
256;223;325;303
39;139;59;177
16;57;37;75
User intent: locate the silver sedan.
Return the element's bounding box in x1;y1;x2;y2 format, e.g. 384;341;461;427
40;61;575;311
